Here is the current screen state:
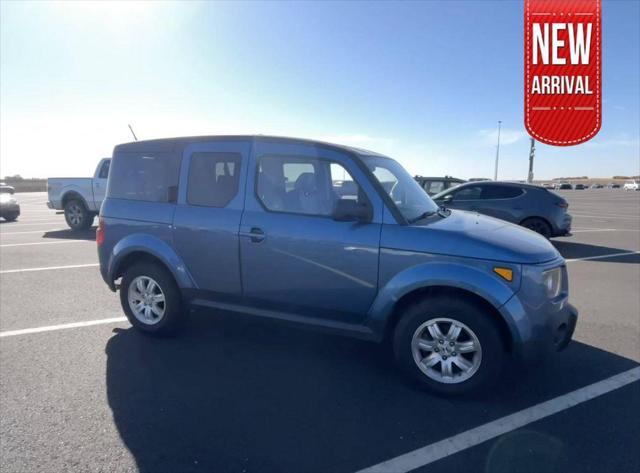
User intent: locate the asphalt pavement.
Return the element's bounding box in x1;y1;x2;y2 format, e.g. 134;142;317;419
1;190;638;473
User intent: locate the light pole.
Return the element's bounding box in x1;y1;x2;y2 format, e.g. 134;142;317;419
527;138;536;183
493;120;502;181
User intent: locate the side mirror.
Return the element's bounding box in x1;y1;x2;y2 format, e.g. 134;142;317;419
442;194;453;203
332;199;372;223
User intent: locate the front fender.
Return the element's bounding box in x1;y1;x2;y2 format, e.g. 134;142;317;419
366;261;521;340
107;233;196;291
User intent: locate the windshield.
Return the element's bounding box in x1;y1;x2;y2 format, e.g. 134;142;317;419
361;155;439;222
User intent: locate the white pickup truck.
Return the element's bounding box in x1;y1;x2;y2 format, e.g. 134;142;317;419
47;158;111;230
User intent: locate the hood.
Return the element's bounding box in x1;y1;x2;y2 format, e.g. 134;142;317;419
384;210;560;264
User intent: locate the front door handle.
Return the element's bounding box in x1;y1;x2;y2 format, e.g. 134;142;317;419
239;227;265;243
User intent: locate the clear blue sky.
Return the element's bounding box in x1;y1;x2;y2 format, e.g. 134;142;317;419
1;1;638;179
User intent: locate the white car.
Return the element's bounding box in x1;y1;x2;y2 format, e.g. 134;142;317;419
623;180;639;191
47;158;110;230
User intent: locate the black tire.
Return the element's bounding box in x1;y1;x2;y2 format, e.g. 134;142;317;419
64;199;94;230
119;262;185;336
393;296;506;396
2;212;19;222
521;217;552;239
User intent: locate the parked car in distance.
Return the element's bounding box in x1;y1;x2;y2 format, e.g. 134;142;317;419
433;181;571;239
414;175;465;196
590;183;603;189
541;183;555;189
573;183;586;190
0;182;16;194
47;158;111;230
97;135;577;396
608;183;621;189
555;182;572;190
0;192;20;221
623;180;639;191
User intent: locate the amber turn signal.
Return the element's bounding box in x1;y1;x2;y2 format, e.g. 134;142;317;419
493;267;513;282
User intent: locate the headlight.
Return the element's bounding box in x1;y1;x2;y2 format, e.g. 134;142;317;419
542;267;562;298
0;193;15;203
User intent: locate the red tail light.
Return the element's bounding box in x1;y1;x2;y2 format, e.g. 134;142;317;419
96;217;105;246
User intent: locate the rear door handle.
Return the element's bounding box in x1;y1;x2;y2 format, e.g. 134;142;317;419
239;227;265;243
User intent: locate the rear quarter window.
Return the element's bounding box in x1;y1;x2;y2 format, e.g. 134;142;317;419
108;151;181;202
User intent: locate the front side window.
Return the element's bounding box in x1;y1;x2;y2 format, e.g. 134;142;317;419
481;186;524;199
453;186;483;200
362;155;438;222
257;155;366;216
187;152;241;207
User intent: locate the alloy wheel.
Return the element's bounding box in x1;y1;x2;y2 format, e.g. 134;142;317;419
67;203;83;226
127;276;166;325
411;317;482;384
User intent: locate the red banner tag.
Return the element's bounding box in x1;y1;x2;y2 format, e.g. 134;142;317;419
524;0;601;146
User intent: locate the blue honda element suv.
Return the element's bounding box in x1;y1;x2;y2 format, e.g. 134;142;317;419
98;136;577;395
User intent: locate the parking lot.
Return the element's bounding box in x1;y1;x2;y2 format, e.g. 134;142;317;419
1;190;639;472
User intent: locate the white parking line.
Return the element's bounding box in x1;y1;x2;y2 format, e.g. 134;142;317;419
0;317;127;338
0;263;99;274
566;251;640;262
0;228;67;235
356;366;640;473
0;240;90;248
572;213;640;220
0;221;65;227
570;228;639;232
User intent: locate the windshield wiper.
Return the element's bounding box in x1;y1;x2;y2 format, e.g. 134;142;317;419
407;210;437;224
437;206;451;217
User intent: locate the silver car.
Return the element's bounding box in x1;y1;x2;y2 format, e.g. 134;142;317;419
433;181;572;238
0;192;20;221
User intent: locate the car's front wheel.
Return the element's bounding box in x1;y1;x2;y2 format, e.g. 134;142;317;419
2;212;19;222
64;199;94;230
521;217;552;239
393;296;505;396
120;262;184;336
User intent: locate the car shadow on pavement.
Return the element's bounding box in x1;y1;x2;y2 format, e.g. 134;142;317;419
553;241;640;264
105;309;639;473
42;228;96;241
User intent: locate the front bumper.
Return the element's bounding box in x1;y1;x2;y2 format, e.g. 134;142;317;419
0;203;20;217
500;295;578;364
499;257;578;364
553;213;573;237
47;201;54;209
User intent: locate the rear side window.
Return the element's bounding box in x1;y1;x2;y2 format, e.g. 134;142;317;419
187;152;242;207
481;186;524;199
108;152;181;202
427;181;445;194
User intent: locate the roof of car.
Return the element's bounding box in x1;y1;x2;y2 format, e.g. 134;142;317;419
113;135;391;158
450;180;546;190
415;176;465;181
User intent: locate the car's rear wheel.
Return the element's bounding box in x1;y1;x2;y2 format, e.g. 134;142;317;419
2;212;19;222
521;217;552;239
120;262;184;336
393;296;505;396
64;199;94;230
